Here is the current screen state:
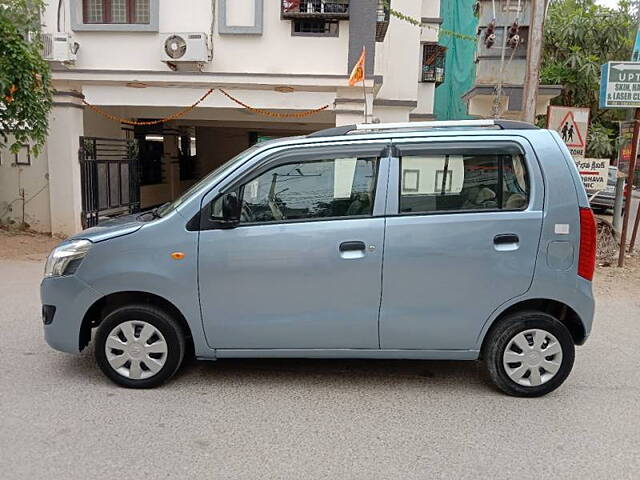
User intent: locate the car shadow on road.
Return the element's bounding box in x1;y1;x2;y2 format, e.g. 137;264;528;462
54;348;494;394
178;356;492;392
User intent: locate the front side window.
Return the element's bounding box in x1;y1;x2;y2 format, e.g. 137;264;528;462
83;0;150;24
399;151;528;214
213;157;378;224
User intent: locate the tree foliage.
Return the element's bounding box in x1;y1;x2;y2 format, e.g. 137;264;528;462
0;0;53;155
541;0;635;158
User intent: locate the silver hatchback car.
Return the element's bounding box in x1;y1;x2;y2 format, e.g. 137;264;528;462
41;120;596;396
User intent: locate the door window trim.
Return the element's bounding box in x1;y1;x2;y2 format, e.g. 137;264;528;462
390;141;530;217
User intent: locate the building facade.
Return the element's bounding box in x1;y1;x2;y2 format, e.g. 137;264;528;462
463;0;561;118
0;0;446;236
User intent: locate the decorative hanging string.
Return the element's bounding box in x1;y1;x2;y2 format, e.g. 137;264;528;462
82;88;331;125
218;89;330;118
382;0;477;42
82;88;215;126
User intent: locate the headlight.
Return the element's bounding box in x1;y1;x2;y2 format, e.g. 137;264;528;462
44;240;92;278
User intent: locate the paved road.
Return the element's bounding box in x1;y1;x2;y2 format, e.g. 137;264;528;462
1;260;639;479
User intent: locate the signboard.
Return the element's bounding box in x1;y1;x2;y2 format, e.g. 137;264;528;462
633;28;640;62
575;158;610;192
547;106;590;159
617;120;636;174
599;62;640;108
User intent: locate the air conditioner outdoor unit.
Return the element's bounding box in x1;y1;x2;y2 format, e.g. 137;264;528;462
42;33;78;62
161;33;209;63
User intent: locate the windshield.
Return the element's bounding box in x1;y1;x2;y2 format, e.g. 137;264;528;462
156;144;263;217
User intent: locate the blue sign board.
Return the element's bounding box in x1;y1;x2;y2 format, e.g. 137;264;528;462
633;28;640;62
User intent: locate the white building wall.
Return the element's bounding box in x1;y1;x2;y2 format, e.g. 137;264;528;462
83;108;127;138
26;0;444;235
415;82;436;115
0;143;51;233
373;0;440;122
42;0;349;76
422;0;441;18
83;85;337;113
374;0;421;103
47;93;85;236
414;0;442;118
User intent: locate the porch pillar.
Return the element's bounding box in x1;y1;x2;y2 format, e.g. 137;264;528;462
162;131;180;200
47;89;85;236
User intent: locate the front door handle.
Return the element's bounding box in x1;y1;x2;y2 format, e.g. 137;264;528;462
494;233;519;245
339;241;366;252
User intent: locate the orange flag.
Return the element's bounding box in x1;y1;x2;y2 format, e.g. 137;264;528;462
348;46;366;86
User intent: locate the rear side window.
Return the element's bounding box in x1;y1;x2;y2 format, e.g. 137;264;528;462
399;152;528;214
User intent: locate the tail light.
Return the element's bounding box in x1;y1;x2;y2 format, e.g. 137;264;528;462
578;207;597;280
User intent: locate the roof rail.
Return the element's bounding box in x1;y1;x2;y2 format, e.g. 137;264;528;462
307;119;538;138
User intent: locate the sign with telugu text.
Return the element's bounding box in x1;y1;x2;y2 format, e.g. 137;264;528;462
575;158;610;192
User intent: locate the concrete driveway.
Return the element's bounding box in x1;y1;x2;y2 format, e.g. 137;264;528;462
1;257;639;479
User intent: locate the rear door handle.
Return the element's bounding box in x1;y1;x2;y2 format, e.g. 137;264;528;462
494;234;519;245
339;241;366;252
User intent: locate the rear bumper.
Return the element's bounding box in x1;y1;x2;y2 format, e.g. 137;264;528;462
575;277;595;344
40;275;103;354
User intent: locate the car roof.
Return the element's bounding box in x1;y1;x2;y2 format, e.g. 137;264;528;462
258;120;542;152
306;119;538;139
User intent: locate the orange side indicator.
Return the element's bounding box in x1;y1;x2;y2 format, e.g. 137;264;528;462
171;252;185;260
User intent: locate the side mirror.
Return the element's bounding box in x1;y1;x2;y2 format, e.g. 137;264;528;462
220;192;241;226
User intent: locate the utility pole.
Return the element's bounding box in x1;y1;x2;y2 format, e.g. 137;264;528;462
522;0;546;123
616;21;640;264
629;190;640;252
618;109;640;266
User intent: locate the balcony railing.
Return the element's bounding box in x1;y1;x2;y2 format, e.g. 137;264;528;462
422;44;447;85
281;0;349;20
375;0;390;41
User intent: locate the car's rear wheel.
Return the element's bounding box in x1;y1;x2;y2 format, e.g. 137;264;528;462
484;311;575;397
95;304;185;388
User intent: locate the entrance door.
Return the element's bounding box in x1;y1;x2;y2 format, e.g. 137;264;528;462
379;139;544;351
198;143;389;350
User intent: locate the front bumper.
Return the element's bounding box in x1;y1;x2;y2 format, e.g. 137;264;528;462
40;275;103;354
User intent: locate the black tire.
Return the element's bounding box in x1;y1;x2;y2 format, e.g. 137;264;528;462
484;311;575;397
95;304;186;388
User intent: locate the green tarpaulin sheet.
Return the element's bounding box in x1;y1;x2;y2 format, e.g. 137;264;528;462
434;0;479;120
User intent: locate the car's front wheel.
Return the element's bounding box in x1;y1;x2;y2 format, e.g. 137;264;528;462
95;304;186;388
484;311;575;397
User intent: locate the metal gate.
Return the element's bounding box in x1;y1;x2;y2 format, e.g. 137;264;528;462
79;137;140;228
